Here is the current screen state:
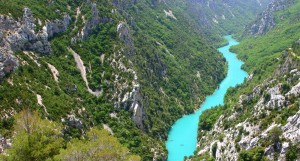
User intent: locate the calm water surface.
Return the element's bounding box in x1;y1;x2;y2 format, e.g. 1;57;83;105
166;35;248;161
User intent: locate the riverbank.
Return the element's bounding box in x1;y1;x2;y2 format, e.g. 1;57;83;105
166;35;248;161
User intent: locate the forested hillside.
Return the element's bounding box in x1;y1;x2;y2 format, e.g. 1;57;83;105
1;0;298;160
0;0;227;160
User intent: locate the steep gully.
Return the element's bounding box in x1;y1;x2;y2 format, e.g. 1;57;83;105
68;48;102;97
166;36;248;161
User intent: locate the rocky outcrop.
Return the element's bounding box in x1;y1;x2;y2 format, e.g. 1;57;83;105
194;53;300;160
249;4;275;35
265;84;285;109
0;7;71;80
71;3;111;43
282;111;300;143
114;21;145;128
117;22;134;56
128;73;145;129
81;3;100;40
62;114;84;129
275;55;297;76
0;136;11;153
103;124;114;134
239;85;262;105
6;8;70;54
249;0;294;35
111;57;146;129
0;51;18;80
164;10;177;20
46;14;71;38
61;113;85;139
286;81;300;97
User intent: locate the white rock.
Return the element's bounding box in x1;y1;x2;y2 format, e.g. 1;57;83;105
282;111;300;143
286;82;300;96
164;10;177;20
47;63;59;82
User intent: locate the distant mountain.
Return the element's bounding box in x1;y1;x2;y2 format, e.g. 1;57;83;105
246;0;296;36
184;0;272;44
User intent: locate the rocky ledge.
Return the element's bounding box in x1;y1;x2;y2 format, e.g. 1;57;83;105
249;0;294;35
0;7;71;80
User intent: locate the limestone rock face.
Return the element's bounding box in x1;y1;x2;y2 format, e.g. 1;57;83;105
282;111;300;143
46;14;71;38
117;22;134;56
275;54;297;76
0;136;11;153
194;54;300;160
129;83;145;129
71;3;111;43
286;82;300;97
6;7;70;54
239;85;262;105
0;7;71;80
0;50;18;80
63;114;84;129
250;0;294;35
81;3;100;40
250;7;275;35
265;84;285;109
118;69;146;129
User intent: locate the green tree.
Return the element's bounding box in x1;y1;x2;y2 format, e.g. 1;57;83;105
6;109;64;161
212;142;217;158
286;144;299;161
269;127;283;152
238;146;267;161
55;128;140;161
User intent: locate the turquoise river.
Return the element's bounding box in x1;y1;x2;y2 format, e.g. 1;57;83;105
166;36;248;161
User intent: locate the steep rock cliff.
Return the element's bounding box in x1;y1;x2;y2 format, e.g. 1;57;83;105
248;0;295;35
0;7;70;80
185;0;272;44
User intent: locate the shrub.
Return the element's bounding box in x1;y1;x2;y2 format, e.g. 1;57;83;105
286;144;299;161
269;127;283;152
238;146;267;161
212;142;218;158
